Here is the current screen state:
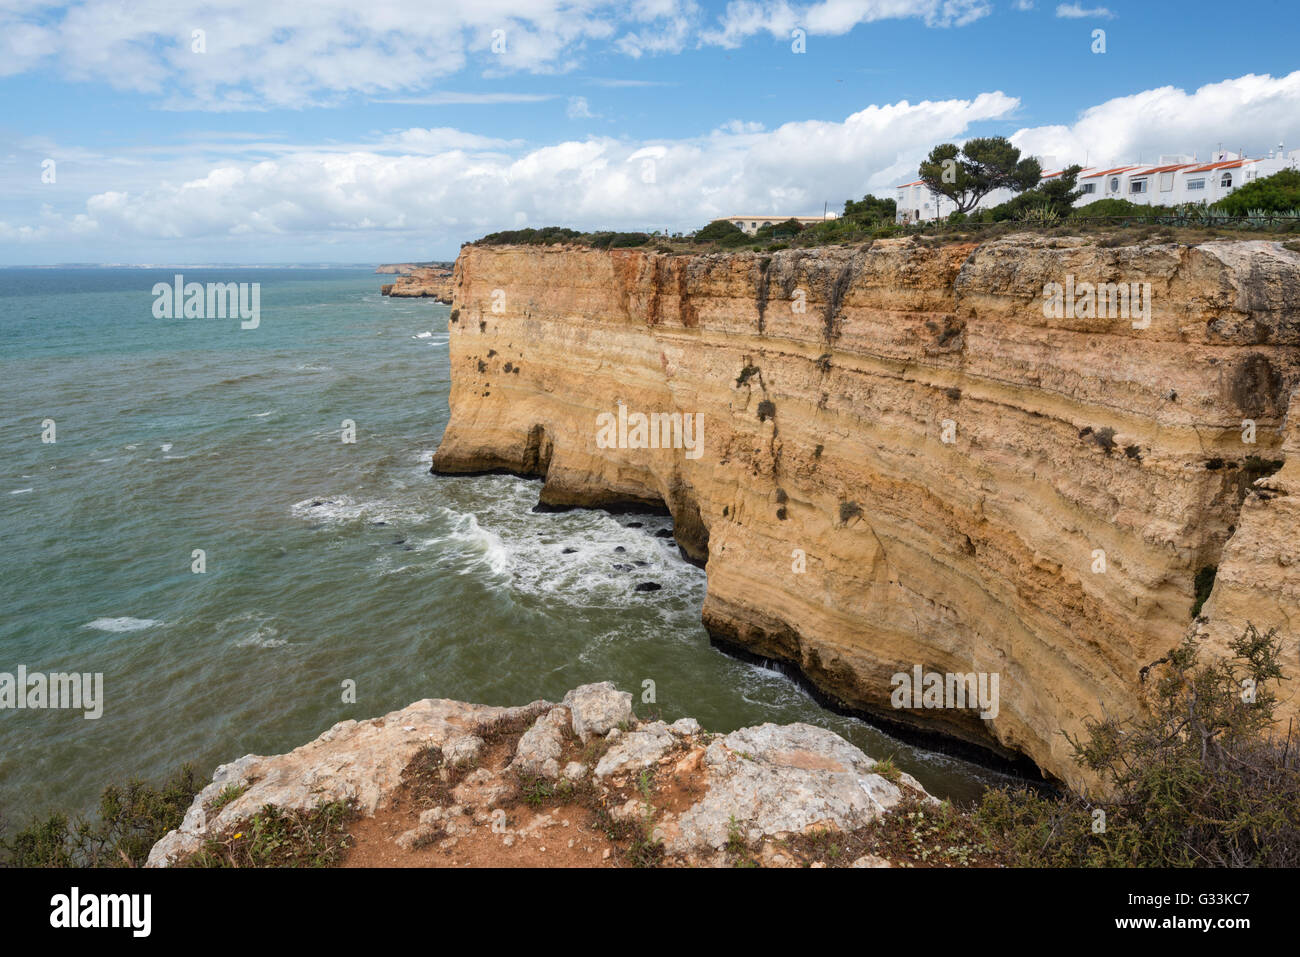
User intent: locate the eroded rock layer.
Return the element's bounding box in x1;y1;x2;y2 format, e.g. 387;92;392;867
380;263;454;301
431;236;1300;786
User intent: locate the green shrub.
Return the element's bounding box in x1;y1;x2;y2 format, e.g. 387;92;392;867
976;624;1300;867
1212;169;1300;215
754;218;806;240
1066;197;1168;220
185;801;355;868
476;226;584;246
588;231;651;249
842;193;897;222
1;765;203;868
693;220;751;246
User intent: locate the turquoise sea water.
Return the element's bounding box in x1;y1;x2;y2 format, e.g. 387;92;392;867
0;267;1015;822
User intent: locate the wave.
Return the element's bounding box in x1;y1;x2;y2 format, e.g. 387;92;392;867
84;617;162;632
431;476;705;607
218;612;288;648
438;509;511;577
290;494;429;528
233;625;287;648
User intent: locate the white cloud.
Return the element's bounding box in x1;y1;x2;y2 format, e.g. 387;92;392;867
0;0;997;110
1009;71;1300;169
1055;4;1114;18
701;0;992;47
567;96;598;119
376;128;524;152
718;119;767;134
0;0;661;109
616;0;698;56
9;70;1300;261
374;92;559;106
1;92;1017;256
583;77;677;87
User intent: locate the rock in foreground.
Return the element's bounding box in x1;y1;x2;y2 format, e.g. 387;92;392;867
146;683;932;868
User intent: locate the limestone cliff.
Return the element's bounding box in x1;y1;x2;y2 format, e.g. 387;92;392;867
380;263;454;302
430;236;1300;787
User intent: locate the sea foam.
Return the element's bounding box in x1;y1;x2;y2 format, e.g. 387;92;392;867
84;617;162;633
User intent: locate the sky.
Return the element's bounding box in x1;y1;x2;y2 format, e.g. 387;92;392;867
0;0;1297;264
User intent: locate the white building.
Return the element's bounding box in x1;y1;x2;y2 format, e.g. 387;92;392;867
894;166;1081;223
721;213;837;236
894;144;1300;222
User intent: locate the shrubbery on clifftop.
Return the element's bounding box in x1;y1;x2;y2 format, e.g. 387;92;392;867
975;624;1300;867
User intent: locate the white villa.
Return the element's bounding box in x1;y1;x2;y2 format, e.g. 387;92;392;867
722;213;838;236
894;144;1300;223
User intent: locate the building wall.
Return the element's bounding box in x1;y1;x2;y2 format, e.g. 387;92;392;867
725;215;837;236
894;149;1300;223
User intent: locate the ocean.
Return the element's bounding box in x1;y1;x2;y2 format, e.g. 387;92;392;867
0;267;1015;823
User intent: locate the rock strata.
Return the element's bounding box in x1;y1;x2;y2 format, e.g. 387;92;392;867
430;237;1300;785
379;262;454;301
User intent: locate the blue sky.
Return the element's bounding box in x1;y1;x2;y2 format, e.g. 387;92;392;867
1;0;1297;263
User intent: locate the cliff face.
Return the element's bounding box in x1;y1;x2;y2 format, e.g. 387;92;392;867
380;263;455;302
431;236;1300;785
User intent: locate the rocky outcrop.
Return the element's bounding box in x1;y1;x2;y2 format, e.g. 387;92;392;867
146;696;540;866
430;236;1300;787
377;262;442;275
146;684;926;867
379;262;454;301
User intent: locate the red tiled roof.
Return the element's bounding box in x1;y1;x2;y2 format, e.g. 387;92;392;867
1081;166;1141;178
1129;163;1198;175
1183;159;1257;173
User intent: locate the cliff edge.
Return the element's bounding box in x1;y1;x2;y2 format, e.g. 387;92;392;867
147;683;931;868
379;262;454;302
430;235;1300;786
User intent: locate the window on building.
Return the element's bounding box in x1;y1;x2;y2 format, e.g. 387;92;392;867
1220;173;1233;188
1186;179;1205;191
1081;182;1096;194
1129;179;1147;194
1109;177;1120;192
1159;172;1174;192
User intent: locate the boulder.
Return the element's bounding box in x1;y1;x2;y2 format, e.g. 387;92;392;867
562;682;632;742
593;721;676;778
510;707;570;778
663;723;917;853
